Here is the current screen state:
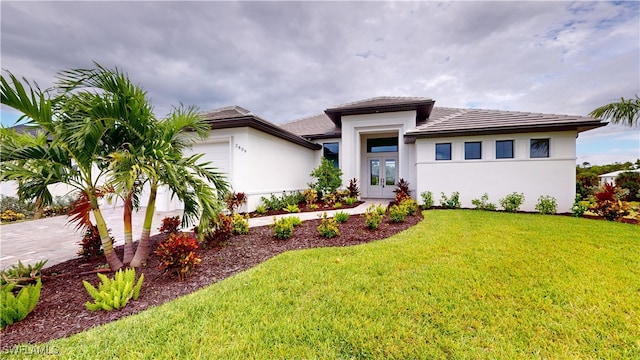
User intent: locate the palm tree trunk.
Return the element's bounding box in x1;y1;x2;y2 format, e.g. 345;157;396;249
130;184;157;268
122;193;134;265
32;196;44;220
91;205;124;271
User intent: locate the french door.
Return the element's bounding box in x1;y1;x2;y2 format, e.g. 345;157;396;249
367;157;397;198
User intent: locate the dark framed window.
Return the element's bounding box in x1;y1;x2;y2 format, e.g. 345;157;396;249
435;143;451;160
323;142;339;167
496;140;514;159
464;142;482;160
530;139;550;158
367;137;398;153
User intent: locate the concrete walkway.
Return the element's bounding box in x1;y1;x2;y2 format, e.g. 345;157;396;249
0;200;386;269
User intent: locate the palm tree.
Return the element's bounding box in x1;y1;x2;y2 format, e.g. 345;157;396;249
590;95;639;127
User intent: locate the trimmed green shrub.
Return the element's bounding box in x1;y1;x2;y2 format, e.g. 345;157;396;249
1;279;42;329
155;232;201;281
231;214;250;235
389;204;407;223
400;198;419;216
261;191;303;211
500;192;525;212
333;211;350;223
535;195;557;214
571;194;589;218
440;191;461;209
317;213;340;238
272;217;295;240
471;193;496;211
83;268;144;311
345;197;357;206
420;191;434;209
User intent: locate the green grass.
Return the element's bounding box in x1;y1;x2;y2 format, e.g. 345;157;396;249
31;211;640;358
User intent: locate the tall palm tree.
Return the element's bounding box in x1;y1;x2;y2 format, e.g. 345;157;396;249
1;71;124;270
590;95;639;127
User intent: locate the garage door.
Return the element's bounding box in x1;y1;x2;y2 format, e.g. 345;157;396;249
189;140;231;180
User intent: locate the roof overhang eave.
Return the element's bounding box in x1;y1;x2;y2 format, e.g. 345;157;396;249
405;121;608;139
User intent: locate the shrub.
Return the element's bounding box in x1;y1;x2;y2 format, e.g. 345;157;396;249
272;217;295;239
571;194;589;218
333;211;350;223
440;192;461;209
42;194;75;217
317;213;340;238
471;193;496;211
0;260;47;286
203;214;234;245
302;189;318;205
83;268;144;310
347;178;360;198
364;204;385;229
78;225;113;260
255;204;268;215
333;202;343;209
155;232;201;281
1;279;42;329
284;204;300;213
615;171;640;201
389;204;407;223
261;191;303;211
420;191;434;209
159;216;181;234
0;196;35;218
535;195;557;214
345;197;357;206
393;178;412;205
400;198;419;216
0;209;25;223
310;158;343;199
225;192;247;214
590;183;630;221
500;192;525;212
309;203;319;210
231;213;250;235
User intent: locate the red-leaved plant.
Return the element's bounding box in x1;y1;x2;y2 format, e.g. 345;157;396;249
203;214;234;246
155;232;201;281
159;216;181;234
590;183;630;221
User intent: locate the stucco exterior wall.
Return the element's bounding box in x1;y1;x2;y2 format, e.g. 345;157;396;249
415;131;577;212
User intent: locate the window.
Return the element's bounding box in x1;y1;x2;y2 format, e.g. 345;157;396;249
464;142;482;160
367;137;398;153
530;139;550;158
435;143;451;160
496;140;514;159
323;142;339;167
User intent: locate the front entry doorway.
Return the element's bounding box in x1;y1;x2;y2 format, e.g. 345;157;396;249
367;156;397;198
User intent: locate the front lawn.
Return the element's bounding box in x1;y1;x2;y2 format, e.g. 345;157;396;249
37;211;640;358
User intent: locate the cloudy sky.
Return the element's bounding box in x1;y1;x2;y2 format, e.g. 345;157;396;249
1;1;638;165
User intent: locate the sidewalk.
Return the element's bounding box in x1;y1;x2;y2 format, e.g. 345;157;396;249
0;200;386;269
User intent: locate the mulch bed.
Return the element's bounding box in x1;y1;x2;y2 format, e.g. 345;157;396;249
0;211;421;349
246;200;364;217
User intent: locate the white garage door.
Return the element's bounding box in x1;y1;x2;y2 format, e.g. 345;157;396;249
190;141;231;179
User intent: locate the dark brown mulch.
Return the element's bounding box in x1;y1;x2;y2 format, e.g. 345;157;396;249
246;201;364;217
0;212;422;349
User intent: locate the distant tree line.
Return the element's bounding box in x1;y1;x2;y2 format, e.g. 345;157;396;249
576;160;640;201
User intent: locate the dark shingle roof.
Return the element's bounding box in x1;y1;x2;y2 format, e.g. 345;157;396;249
279;113;339;140
324;96;435;126
406;107;605;138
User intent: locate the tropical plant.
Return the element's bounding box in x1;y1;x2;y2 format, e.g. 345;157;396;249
203;214;234;245
500;192;525;212
399;198;419;216
78;225;113;260
615;171;640;201
344;197;357;206
393;178;411;205
333;202;343;209
590;183;630;221
589;95;639;127
333;211;350;223
440;192;461;209
535;195;557;215
254;204;268;215
347;178;360;198
317;212;340;238
225;192;247;214
272;217;295;239
83;268;144;310
0;209;25;222
302;188;318;206
0;260;47;286
155;232;202;281
389;204;407;223
159;216;181;234
310;158;343;199
471;193;496;211
231;213;250;235
571;194;589;218
420;191;434;209
364;204;384;230
1;64;229;271
284;204;300;213
1;279;42;329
